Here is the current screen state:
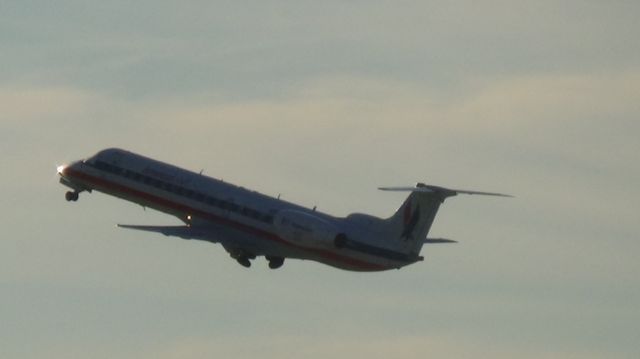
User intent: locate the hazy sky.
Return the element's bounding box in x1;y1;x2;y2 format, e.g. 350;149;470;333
2;1;639;358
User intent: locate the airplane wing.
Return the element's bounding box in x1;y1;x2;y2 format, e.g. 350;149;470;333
117;224;268;268
424;238;458;244
117;224;218;242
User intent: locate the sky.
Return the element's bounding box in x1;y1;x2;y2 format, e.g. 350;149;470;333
1;1;639;358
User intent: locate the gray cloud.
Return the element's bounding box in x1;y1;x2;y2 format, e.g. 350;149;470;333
3;1;639;99
2;1;640;358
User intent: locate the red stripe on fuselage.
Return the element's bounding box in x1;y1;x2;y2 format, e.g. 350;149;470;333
64;167;393;271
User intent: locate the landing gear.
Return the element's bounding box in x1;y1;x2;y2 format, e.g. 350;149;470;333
229;249;284;269
65;191;79;202
236;256;252;268
229;249;256;268
266;256;284;269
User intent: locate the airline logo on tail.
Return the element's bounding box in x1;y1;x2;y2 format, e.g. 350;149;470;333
401;199;420;240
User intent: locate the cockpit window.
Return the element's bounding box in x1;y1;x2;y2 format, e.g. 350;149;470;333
87;148;126;164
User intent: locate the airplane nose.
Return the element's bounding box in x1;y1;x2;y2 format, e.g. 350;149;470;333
57;160;82;176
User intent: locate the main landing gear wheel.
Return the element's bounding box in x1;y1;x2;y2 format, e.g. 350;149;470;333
228;249;256;268
65;191;79;202
236;257;252;268
266;256;284;269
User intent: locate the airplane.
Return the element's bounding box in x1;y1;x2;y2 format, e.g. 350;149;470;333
57;148;510;271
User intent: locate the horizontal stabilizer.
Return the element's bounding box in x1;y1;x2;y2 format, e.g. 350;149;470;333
379;183;512;198
424;238;457;244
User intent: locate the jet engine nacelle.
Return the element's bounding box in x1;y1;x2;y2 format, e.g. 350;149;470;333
274;210;343;248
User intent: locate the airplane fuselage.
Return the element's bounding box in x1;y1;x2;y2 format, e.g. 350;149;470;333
58;149;424;271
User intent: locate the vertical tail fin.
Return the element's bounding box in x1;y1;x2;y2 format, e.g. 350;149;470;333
379;183;511;254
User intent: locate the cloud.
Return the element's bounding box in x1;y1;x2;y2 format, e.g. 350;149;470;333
2;67;639;359
8;65;636;210
5;1;638;100
2;2;639;359
0;86;103;123
131;333;612;359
